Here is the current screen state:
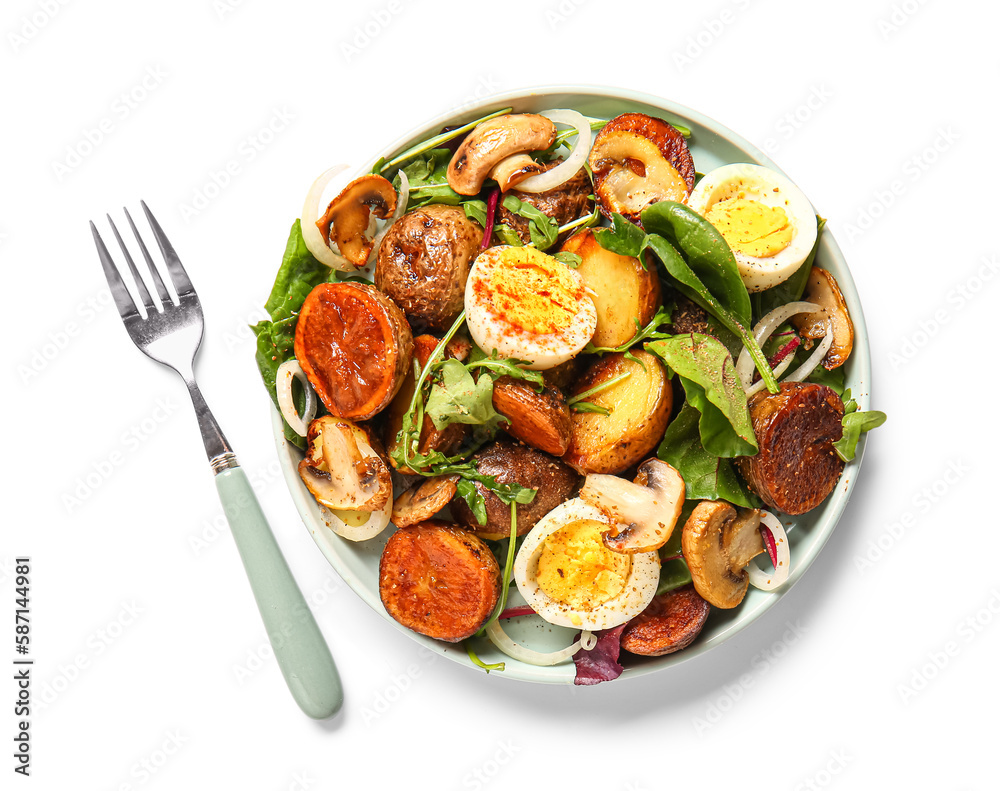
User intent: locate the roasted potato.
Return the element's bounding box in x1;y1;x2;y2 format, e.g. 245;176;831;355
491;376;573;456
379;521;500;642
563;350;672;475
375;204;483;332
620;585;711;656
560;229;661;348
294;282;413;421
736;382;845;515
450;438;580;540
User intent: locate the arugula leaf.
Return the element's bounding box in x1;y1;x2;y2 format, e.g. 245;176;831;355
584;304;673;355
833;389;887;462
658;404;759;507
425;359;504;432
646;334;757;457
462;199;488;227
498;194;560;250
251;220;339;448
552;251;582;268
466;351;545;389
393;148;462;208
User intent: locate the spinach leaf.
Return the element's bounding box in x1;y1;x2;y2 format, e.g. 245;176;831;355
750;216;826;323
833;389;887;462
645;333;757;457
658;404;759;507
593;211;645;257
251;220;338;449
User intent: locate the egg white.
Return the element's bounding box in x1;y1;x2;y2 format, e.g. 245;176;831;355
513;498;660;631
688;163;818;293
464;246;597;370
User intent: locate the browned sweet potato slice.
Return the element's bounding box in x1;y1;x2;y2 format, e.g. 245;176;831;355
491;376;572;456
391;475;458;528
379;521;500;642
736;382;845;515
294;282;413;421
620;585;711;656
450;438;580;540
589;113;695;224
384;334;468;474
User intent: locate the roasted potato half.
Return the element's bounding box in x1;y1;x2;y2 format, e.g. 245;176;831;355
563;350;672;475
560;230;661;348
379;521;500;642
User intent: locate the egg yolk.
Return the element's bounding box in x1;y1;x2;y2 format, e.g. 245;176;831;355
483;247;585;335
705;197;793;258
536;520;630;613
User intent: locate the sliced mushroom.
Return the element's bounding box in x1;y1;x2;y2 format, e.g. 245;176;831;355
298;416;392;512
588;113;695;224
447;114;557;195
316;174;397;268
579;459;685;554
790;266;854;370
681;501;764;609
391;475;459;528
489;153;546;192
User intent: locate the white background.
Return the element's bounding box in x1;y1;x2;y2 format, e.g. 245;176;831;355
3;0;997;788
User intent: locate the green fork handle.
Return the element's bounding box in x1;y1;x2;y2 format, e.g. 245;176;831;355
215;466;343;719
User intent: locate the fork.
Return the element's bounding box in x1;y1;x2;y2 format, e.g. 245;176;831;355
91;202;343;719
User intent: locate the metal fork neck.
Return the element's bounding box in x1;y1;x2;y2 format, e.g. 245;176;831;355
181;372;238;474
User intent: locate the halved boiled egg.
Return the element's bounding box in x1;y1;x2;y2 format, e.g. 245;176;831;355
513;498;660;630
688;163;818;293
464;245;597;370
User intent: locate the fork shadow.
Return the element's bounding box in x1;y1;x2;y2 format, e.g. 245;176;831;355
440;449;882;725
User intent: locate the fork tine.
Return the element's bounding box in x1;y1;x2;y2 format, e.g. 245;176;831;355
91;221;141;319
124;207;172;305
107;214;156;313
141;200;195;298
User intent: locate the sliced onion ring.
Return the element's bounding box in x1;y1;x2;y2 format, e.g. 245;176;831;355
324;489;392;542
366;170;409;266
736;301;820;390
484;619;590;666
744;352;796;398
275;359;317;437
514;109;591;194
747;511;790;590
301;164;353;270
782;325;833;383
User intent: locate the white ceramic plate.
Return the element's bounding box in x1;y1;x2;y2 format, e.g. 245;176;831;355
271;85;873;685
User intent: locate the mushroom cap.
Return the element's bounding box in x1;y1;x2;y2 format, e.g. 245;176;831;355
298;416;392;512
681;501;763;609
791;266;854;370
317;174;396;268
447;114;557;196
